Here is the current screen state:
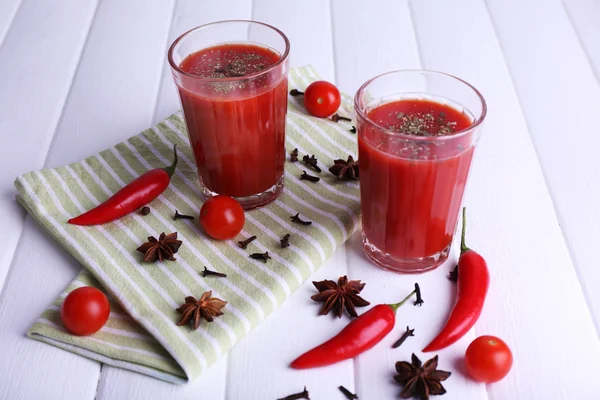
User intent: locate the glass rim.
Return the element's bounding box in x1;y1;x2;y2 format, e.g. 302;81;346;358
354;69;487;142
167;19;291;83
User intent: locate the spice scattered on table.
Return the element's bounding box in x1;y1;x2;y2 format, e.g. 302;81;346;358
329;156;359;181
289;89;304;97
291;213;312;226
290;148;299;162
302;154;321;172
449;264;458;283
349;126;357;134
423;208;489;352
291;285;419;369
173;209;194;220
311;276;370;318
394;354;451;400
414;283;424;306
249;251;271;263
338;385;358;399
140;206;151;216
136;232;182;262
280;233;291;248
277;386;310;400
176;291;227;329
201;267;226;278
331;113;352;123
68;145;178;225
237;235;257;249
392;326;415;349
300;170;320;183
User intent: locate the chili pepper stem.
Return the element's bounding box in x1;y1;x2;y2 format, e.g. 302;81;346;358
163;145;178;178
460;207;470;254
388;289;417;313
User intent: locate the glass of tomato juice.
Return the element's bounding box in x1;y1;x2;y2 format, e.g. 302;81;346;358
168;20;290;210
354;70;486;273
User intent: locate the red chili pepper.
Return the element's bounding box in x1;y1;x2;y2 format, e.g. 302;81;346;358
68;146;178;226
290;287;417;369
423;207;489;352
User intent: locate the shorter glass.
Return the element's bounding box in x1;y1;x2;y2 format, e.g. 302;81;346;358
168;20;290;210
354;70;486;273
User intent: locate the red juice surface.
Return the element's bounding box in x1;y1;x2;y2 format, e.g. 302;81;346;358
178;43;287;197
358;99;474;260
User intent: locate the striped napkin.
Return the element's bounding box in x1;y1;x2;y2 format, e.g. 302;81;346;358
15;66;361;384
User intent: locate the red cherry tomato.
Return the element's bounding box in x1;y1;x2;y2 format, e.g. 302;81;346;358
303;80;341;117
200;195;245;240
61;287;110;336
465;335;513;383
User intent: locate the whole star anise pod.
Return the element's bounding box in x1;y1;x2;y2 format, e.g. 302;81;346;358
329;156;359;181
176;291;227;330
136;232;182;262
394;354;451;400
311;276;370;318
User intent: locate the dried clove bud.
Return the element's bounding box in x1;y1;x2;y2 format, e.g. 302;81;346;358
140;206;151;215
289;89;304;97
414;283;424;306
290;148;299;162
339;385;358;400
278;387;310;400
174;210;194;221
249;251;271;263
201;267;227;278
331;113;352;122
300;170;320;183
392;326;415;348
291;213;312;226
302;154;321;172
349;126;357;134
237;235;257;249
280;233;291;248
449;264;458;283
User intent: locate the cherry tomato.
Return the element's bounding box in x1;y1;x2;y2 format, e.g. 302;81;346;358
465;335;513;383
303;80;341;117
61;287;110;336
200;195;245;240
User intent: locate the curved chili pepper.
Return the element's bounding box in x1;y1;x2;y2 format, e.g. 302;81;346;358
423;208;489;352
68;145;178;226
290;287;417;369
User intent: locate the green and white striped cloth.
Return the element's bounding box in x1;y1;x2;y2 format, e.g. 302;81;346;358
15;66;361;384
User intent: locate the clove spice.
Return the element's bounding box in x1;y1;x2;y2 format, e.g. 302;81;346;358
331;113;352;123
302;154;321;172
291;213;312;226
414;283;424;306
449;264;458;283
280;233;291;248
392;326;415;348
237;235;257;249
249;251;271;263
349;126;357;134
173;210;194;221
278;387;310;400
290;148;299;162
140;206;151;216
338;385;358;400
201;267;226;278
300;170;320;183
289;89;304;97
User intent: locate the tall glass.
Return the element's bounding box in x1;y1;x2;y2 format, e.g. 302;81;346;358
168;20;290;210
354;70;486;273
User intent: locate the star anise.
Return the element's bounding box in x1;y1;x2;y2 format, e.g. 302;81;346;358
176;291;227;330
329;156;359;181
394;354;451;400
136;232;182;262
311;276;370;318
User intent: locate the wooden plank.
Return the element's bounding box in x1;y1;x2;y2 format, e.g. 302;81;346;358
563;0;600;82
0;0;97;293
0;219;100;399
331;1;487;399
411;0;600;398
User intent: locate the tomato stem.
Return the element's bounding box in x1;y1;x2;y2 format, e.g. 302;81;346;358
388;289;417;313
460;207;470;254
163;145;178;178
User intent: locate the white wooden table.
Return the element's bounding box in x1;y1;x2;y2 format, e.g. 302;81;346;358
2;0;600;398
